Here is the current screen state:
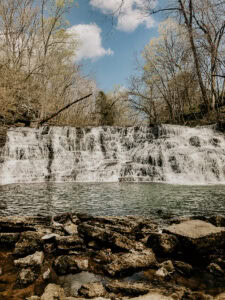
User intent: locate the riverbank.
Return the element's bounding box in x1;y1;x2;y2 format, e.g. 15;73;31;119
1;213;225;299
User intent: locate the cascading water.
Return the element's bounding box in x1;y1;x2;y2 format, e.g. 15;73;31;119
0;124;225;185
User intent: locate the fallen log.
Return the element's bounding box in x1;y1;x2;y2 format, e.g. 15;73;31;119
38;93;92;126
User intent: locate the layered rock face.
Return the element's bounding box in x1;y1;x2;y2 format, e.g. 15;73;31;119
1;214;225;299
0;125;225;185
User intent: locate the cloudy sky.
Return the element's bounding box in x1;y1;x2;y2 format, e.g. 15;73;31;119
66;0;161;91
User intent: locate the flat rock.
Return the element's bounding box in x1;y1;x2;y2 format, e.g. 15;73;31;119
165;220;225;239
104;249;157;277
164;220;225;255
106;281;150;296
14;251;44;268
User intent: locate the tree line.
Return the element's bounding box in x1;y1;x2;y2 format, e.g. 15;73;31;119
0;0;224;127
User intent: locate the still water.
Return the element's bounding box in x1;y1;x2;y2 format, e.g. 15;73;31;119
0;183;225;218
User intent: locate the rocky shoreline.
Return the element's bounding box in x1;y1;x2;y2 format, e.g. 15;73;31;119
1;213;225;300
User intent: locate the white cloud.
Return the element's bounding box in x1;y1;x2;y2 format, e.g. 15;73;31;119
90;0;156;32
68;23;114;61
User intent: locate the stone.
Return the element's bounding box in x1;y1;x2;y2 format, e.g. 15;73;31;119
106;281;150;296
41;233;60;242
78;223;143;252
160;260;174;273
14;232;42;257
64;221;78;235
207;263;224;277
14;251;44;268
18;268;37;286
78;282;106;298
43;268;51;280
173;261;193;277
147;233;178;256
0;233;20;248
104;249;157;277
155;267;170;279
56;236;85;251
41;283;66;300
164;220;225;255
54;255;89;275
0;216;51;232
189;136;201;147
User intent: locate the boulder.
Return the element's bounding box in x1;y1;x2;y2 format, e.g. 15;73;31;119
41;283;66;300
14;251;44;268
14;232;42;257
54;255;89;275
164;220;225;256
78;282;106;298
104;249;157;277
147;233;178;256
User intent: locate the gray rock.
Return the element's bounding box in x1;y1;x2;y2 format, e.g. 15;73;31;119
18;268;37;286
164;220;225;255
147;233;178;256
41;283;66;300
78;282;106;298
104;249;157;277
189;136;201;147
54;255;89;275
14;251;44;268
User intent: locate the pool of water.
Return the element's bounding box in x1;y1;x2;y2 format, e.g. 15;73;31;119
0;183;225;218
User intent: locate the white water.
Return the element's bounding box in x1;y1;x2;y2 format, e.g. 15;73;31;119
0;124;225;185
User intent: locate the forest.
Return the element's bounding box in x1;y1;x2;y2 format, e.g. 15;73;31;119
0;0;224;127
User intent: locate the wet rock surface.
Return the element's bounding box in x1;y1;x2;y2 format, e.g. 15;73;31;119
0;213;225;299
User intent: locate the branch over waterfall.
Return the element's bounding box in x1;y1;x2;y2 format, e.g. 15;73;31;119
39;94;93;126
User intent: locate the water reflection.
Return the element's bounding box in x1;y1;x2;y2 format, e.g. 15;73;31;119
0;182;225;218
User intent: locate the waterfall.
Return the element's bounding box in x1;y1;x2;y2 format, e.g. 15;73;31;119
0;124;225;185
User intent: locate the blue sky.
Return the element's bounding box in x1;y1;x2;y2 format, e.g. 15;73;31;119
66;0;161;92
